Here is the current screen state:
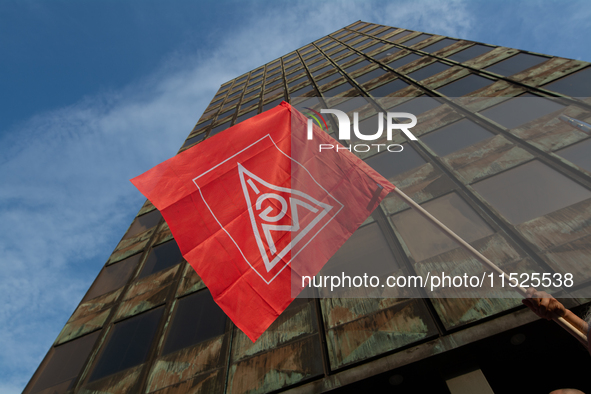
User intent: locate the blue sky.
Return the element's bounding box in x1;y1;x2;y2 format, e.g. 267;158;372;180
0;0;589;392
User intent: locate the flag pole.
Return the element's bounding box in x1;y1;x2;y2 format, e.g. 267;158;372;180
393;187;588;346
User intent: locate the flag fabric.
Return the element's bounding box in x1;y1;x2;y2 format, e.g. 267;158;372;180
131;101;395;341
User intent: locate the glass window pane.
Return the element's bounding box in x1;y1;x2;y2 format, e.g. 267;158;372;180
312;65;334;77
356;68;388;84
28;331;100;394
484;53;548;76
240;97;259;110
243;89;260;100
437;74;494;97
365;143;426;179
447;44;493;63
388;30;412;41
421;38;458;53
291;84;315;97
374;48;401;60
345;60;372;73
336;54;359;65
377;28;397;38
209;121;231;138
138;240;184;279
472;160;591;224
122;210;161;240
352;38;372;48
317;73;342;86
407;62;451;81
542;67;591;97
386;95;441;115
387;54;422;70
401;34;432;46
479;95;564;129
263;98;284;112
361;43;386;54
235;109;259;125
182;133;206;148
421;119;494;156
556;139;591;173
89;307;164;382
368;79;410;96
162;290;227;355
323;82;354;96
288;75;308;88
83;254;140;302
391;193;494;262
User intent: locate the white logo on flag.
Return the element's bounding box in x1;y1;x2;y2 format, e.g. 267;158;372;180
238;163;333;273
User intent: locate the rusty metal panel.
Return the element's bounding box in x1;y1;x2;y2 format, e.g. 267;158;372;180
513;58;589;86
321;298;411;329
55;309;110;345
148;369;225;394
324;299;437;369
106;229;153;265
410;104;463;138
69;288;123;323
431;40;474;59
231;299;317;363
423;65;471;91
412;35;444;51
138;199;157;216
397;56;435;76
226;335;323;394
176;263;206;297
146;336;227;393
154;222;174;246
78;364;143;394
465;47;519;69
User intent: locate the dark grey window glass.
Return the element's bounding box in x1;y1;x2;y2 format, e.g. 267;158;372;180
303;49;319;58
330;97;369;114
365;143;426;179
542;67;591;97
227;90;241;99
321;222;400;277
240;97;259;110
216;108;235;121
352;38;372;48
221;98;239;111
359;24;376;33
252;68;264;76
243;89;260;100
344;60;372;73
248;76;262;85
234;109;259;124
123;210;161;240
288;76;309;88
386;95;441;116
376;28;397;38
265;79;283;90
361;43;386;54
387;53;422;69
312;65;334;77
83;254;140;302
556;139;591;173
162;290;227;355
339;32;356;41
28;331;101;394
374;48;401;60
407;62;451;81
316;37;332;46
401;34;432;46
138;240;184;279
391;193;494;262
336;54;359;65
284;64;300;73
182;133;206;148
421;38;458;53
230;83;245;92
263;98;284;112
368;79;410;97
479;95;564;129
473;160;591;224
305;54;324;64
284;53;297;61
323;82;354;96
342;33;360;42
437;74;494;97
484;53;548;76
330;49;348;58
264;87;284;101
388;30;412;41
317;72;342;86
447;44;493;63
421;119;494;156
328;44;346;54
208;121;231;138
194;118;212;130
89;308;164;382
235;75;247;83
365;26;383;35
356;68;388;84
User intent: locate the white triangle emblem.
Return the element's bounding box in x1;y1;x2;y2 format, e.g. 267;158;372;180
238;163;333;272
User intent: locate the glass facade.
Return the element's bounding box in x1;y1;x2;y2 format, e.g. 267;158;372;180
25;21;591;394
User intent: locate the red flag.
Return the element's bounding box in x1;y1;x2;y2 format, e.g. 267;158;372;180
131;102;395;341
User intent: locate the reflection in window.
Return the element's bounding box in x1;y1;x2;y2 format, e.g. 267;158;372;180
234;109;259;125
388;30;412;41
368;79;410;97
387;53;422;70
288;75;308;88
89;307;164;382
345;60;372;73
556;139;591;173
478;95;564;129
83;254;140;302
162;290;227;355
421;38;458;53
316;73;342;86
484;53;547;76
138;240;184;279
182;133;206;148
336;54;359;65
365;143;426;179
26;331;100;394
542;67;591;98
291;84;315;97
447;44;493;63
312;65;334;77
322;82;353;97
243;89;260;100
122;209;161;240
356;68;388;84
437;74;494;97
208;121;231;138
321;222;401;277
352;38;372;48
361;43;386;54
407;62;451;81
421;119;494;156
240;97;259;110
391;193;494;262
401;34;432;46
472;160;591;224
